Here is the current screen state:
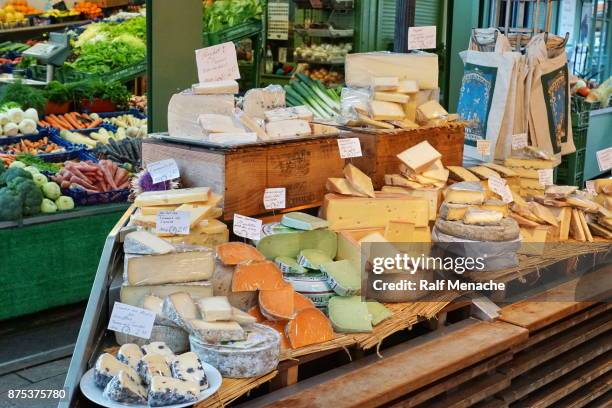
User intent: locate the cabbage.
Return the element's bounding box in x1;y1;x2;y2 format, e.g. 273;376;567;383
9;161;26;169
23;166;40;176
41;198;57;213
42;181;61;200
33;173;47;187
56;196;75;211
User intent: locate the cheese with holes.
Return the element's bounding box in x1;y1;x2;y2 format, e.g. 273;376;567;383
124;231;175;255
397;141;442;173
368;100;405;120
344;164;375;198
93;353;139;388
197;114;245;134
265;106;313;122
322;193;429;230
374;92;410;104
384;220;415;241
103;370;147;405
187;320;245;343
265;119;311;138
148;376;199;407
135;188;210;207
125;250;214;285
120;283;212;307
197;296;232;322
117;343;144;371
444;181;485;205
371;76;399;91
463;208;504;226
192;80;238;95
380;187;441;220
162;292;200;330
171;352;208;391
326;178;367;197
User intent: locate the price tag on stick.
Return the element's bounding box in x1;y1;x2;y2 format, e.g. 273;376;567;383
596;147;612;172
511;133;528;150
488;176;513;203
407;26;437;50
337;138;362;159
147;159;180;184
263;188;286;210
233;214;262;241
538;169;554;186
476;140;491;156
108;302;155;339
195;42;241;83
156;211;190;235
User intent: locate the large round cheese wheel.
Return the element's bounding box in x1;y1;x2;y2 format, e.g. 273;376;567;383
434;217;519;242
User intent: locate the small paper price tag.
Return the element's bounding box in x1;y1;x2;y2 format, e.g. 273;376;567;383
156;211;190;235
147;159;180;184
488;176;513;203
538;169;554;186
596;147;612;172
108;302;156;339
195;42;241;83
585;180;597;195
477;140;491;156
511;133;528;150
407;26;437;50
233;214;262;241
263;188;286;210
337;138;362;159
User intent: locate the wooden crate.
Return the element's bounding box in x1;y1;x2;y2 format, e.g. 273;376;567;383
350;123;466;189
142;137;345;221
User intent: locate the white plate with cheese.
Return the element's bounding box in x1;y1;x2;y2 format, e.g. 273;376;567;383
80;362;222;408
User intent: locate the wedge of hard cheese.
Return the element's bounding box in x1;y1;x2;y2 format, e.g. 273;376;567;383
125;250;214;285
343;164;375;198
368;100;405;121
192;80;238;95
135;188;211;207
397;141;442;173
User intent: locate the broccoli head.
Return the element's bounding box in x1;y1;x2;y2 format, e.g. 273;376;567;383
9;179;43;216
0;187;23;221
0;167;32;186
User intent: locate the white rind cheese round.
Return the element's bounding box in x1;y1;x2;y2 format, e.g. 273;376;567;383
114;325;190;353
189;323;280;378
434;217;519;241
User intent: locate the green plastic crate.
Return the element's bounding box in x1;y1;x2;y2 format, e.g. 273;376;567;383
556;148;586;187
572;127;588;150
203;20;263;46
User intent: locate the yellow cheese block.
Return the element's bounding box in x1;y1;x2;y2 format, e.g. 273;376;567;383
384;174;424;189
504;157;558;169
326;178;367;197
384;220;415;242
368;100;406;121
594;179;612;194
444;182;485;205
175;203;214;227
447;166;480;182
422;159;449;182
380;186;441;221
134;187;211;207
412;226;431;242
140;205;179;216
519;178;545;190
403;100;417;122
343;164;375;198
322;193;429;230
397;80;419;94
163;219;229;248
397;141;442;173
518;226;549;255
374;92;410;104
480;199;509;216
505;167;540;179
468;166;501;180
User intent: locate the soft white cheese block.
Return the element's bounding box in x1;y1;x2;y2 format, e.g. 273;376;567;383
168;91;234;139
192;80;239;95
208;132;258;145
197;296;232;322
141;341;176;363
137;353;171;385
265;106;313;122
170;352;208;391
103;370;147;405
117;343;144;371
93;353;139;388
463;208;504;226
162;292;200;330
197;114;245;134
187;320;245;343
124;231;175;255
265;119;311;139
148;376;199;407
125;250;214;285
120;282;213;308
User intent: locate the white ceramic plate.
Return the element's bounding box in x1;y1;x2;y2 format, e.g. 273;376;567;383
80;362;222;408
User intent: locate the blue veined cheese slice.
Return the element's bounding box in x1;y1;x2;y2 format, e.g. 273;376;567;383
148;376;199;407
170;352;208;391
137;353;171;385
93;353;139;388
141;341;176;363
186;320;245;343
162;292;200;330
123;230;175;255
297;249;333;270
319;260;361;296
103;370;147;405
116;343;143;371
115;325;189;354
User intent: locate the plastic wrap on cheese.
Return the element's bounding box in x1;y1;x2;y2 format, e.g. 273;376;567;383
340;87;371;120
167;90;235;139
242;85;285;120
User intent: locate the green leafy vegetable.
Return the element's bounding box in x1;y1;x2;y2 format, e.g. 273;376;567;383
0;82;46;113
15;154;62;173
203;0;263;33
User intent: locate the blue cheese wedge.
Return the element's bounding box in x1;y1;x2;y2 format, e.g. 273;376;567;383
170;352;208;391
187;319;245;343
137;353;171;385
103;370;147;404
124;231;175;255
93;353;139;388
116;343;144;371
162;292;200;330
141;341;176;363
148;376;199;407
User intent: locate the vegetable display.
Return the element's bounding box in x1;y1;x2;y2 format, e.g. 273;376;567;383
294;43;352;64
0;106;39;137
102;113;147;137
284;74;341;119
94;137;142;171
0;82;46;113
203;0;263;33
0;137;64;155
40;112;102;130
52;159;130;193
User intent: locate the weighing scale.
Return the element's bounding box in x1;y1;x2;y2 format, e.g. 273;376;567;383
22;32;71;83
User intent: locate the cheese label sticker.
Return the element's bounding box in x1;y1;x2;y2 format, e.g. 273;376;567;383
234;214;262;240
108;302;156;339
538;169;554;186
488;176;513;203
147;159;180;184
263;188;286;210
407;26;437;50
156;211;190;235
596;147;612;172
196;42;241;83
476;140;491;156
585;180;597;195
337;138;363;159
511;133;528;150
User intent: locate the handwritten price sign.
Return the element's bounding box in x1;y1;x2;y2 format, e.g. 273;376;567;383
108;302;156;339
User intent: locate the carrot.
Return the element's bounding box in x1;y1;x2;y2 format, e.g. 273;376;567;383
64;113;82;129
51;115;73;130
89;118;102;128
69;112;87;128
